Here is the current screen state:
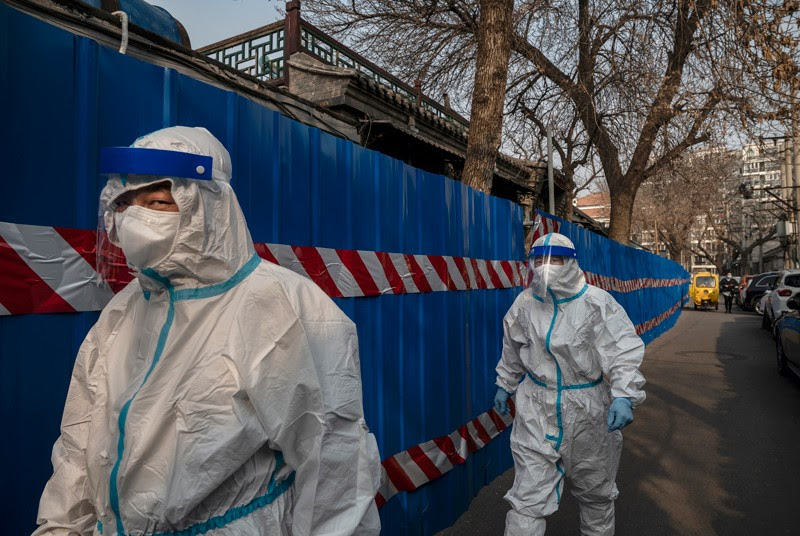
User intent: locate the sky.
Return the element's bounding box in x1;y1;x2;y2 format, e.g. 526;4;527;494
147;0;283;48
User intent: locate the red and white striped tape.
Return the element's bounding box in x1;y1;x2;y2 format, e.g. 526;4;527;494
0;222;526;315
0;221;690;316
583;272;687;293
634;297;686;336
0;223;114;315
375;400;516;508
530;212;561;246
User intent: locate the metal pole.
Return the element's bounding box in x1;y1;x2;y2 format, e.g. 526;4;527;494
742;211;747;274
547;124;555;214
783;141;792;268
794;98;800;267
654;216;659;256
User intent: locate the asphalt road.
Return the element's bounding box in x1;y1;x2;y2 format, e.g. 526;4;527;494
437;306;800;535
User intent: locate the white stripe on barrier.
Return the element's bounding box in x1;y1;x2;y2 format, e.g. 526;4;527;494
378;465;398;500
415;254;446;291
318;247;362;297
466;421;485;449
445;256;467;290
421;439;454;474
360;250;393;295
477;261;493;289
0;302;10;316
267;244;310;280
493;260;512;289
464;259;478;289
478;411;498;437
392;450;430;489
391;253;418;294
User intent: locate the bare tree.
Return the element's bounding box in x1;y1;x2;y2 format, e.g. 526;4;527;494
633;146;779;272
632;174;702;262
506;78;600;219
461;0;515;193
303;0;799;243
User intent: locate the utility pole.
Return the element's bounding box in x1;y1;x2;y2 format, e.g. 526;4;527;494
794;91;800;267
547;124;555;214
654;216;660;256
742;211;748;274
783;140;793;268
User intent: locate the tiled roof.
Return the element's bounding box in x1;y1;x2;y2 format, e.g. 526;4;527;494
576;191;611;207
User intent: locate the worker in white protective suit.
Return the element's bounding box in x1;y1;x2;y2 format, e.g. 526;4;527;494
34;126;381;536
493;232;645;536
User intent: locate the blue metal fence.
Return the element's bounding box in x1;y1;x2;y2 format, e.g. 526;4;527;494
1;4;521;534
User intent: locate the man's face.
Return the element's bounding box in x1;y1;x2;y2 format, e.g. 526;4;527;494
727;273;732;278
113;181;178;213
533;256;565;267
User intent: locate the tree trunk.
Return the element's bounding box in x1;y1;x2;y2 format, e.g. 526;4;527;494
461;0;514;193
607;184;635;243
667;243;682;262
741;250;751;275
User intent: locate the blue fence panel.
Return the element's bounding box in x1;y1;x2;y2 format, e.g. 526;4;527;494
1;5;523;535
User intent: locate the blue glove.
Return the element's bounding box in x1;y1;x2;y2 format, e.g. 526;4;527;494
494;388;510;416
607;397;633;432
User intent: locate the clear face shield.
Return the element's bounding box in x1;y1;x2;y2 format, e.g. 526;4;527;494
95;147;213;290
527;240;579;297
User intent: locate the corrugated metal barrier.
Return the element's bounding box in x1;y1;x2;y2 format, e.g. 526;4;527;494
0;4;522;534
1;4;690;534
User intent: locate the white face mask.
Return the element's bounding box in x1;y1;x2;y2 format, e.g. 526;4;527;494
113;206;180;269
533;263;569;288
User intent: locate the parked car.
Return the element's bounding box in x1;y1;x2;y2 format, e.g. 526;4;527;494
733;275;742;305
742;271;779;311
773;295;800;379
756;290;771;316
763;270;800;331
738;275;753;307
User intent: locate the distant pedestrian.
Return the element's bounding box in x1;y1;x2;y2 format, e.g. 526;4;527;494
720;272;737;313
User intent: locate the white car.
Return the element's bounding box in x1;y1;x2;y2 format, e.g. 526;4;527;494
756;290;771;316
763;269;800;331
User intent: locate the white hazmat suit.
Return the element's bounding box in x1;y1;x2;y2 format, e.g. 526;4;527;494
495;233;645;536
34;127;381;536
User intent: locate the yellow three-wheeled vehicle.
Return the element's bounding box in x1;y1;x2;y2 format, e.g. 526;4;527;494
689;272;719;310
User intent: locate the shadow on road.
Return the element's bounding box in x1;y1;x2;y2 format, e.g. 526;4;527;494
711;310;800;534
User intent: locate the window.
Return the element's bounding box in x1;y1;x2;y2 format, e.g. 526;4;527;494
784;274;800;288
696;276;716;288
756;275;778;288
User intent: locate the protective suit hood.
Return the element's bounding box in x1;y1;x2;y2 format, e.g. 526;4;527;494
100;126;255;291
529;233;586;300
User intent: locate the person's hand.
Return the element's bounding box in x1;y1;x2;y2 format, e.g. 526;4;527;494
494;388;510;416
607;397;633;432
